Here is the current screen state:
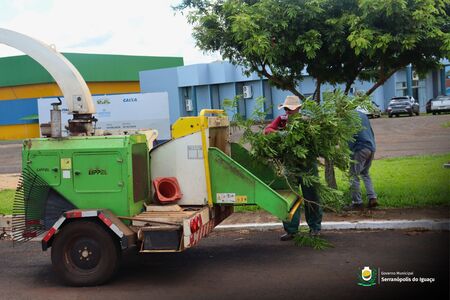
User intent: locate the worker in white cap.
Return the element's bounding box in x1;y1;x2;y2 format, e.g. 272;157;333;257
264;95;322;241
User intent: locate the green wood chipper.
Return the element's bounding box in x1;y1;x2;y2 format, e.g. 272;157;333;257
2;27;300;286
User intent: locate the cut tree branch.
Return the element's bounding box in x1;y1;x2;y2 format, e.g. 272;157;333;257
257;64;305;100
366;67;402;96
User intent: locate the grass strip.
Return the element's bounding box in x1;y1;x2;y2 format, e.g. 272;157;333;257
0;189;14;215
334;153;450;207
236;153;450;212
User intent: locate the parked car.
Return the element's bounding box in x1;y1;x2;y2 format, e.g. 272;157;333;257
357;101;382;118
386;96;420;117
430;95;450;115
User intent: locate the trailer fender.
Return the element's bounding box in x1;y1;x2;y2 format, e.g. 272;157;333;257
41;209;136;251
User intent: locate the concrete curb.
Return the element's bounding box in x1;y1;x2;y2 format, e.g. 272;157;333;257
1;216;449;242
216;219;450;231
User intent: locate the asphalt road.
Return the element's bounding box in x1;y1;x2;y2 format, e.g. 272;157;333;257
0;230;448;300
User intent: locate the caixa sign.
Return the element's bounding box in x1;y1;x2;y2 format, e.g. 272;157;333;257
122;97;137;102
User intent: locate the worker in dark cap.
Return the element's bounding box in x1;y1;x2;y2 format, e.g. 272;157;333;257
345;110;378;210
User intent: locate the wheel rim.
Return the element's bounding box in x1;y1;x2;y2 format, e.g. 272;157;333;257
66;237;101;271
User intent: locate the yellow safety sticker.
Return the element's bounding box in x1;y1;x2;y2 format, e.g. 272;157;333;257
217;193;247;204
61;158;72;170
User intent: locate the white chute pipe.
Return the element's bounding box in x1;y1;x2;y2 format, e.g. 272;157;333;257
0;28;95;115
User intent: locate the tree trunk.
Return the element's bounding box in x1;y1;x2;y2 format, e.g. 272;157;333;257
344;81;353;95
313;79;337;189
313;78;322;104
325;159;337;189
314;79;338;189
366;68;399;96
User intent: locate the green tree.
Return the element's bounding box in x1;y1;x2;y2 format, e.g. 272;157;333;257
176;0;450;188
177;0;449;98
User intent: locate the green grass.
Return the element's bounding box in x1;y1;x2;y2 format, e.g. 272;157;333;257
234;205;262;212
236;153;450;212
0;189;14;215
333;153;450;208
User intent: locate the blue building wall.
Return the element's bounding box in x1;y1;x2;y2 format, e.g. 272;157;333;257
244;80;263;118
383;76;396;109
139;61;442;123
219;83;237;116
139;67;181;123
196;85;210;114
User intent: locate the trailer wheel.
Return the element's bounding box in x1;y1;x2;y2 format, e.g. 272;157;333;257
51;220;120;286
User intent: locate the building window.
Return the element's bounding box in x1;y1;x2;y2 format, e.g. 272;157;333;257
210;85;220;109
412;79;426;104
395;81;407;97
262;80;273;119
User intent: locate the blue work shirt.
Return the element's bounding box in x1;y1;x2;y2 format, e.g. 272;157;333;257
349;111;376;153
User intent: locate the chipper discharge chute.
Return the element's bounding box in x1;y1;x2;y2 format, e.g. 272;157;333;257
209;146;300;221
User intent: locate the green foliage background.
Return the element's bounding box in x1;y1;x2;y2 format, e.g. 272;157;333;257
176;0;450;98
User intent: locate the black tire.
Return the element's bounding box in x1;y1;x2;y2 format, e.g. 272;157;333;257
408;111;413;117
388;114;392;118
432;112;436;115
415;111;419;116
51;220;121;286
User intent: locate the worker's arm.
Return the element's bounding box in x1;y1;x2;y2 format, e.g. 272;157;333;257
264;116;282;135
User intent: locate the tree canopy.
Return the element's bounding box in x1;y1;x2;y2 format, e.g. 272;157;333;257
176;0;450;98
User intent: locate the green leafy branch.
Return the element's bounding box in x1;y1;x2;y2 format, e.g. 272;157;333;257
224;90;369;211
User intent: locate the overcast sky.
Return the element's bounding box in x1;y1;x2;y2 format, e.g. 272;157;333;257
0;0;221;65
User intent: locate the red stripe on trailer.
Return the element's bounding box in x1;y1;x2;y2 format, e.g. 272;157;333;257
98;213;113;227
187;220;215;247
65;211;82;219
43;227;56;242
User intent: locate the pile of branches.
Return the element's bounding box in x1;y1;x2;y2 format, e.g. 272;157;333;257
228;90;370;210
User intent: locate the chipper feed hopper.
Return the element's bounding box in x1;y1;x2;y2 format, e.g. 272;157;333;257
2;28;301;286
